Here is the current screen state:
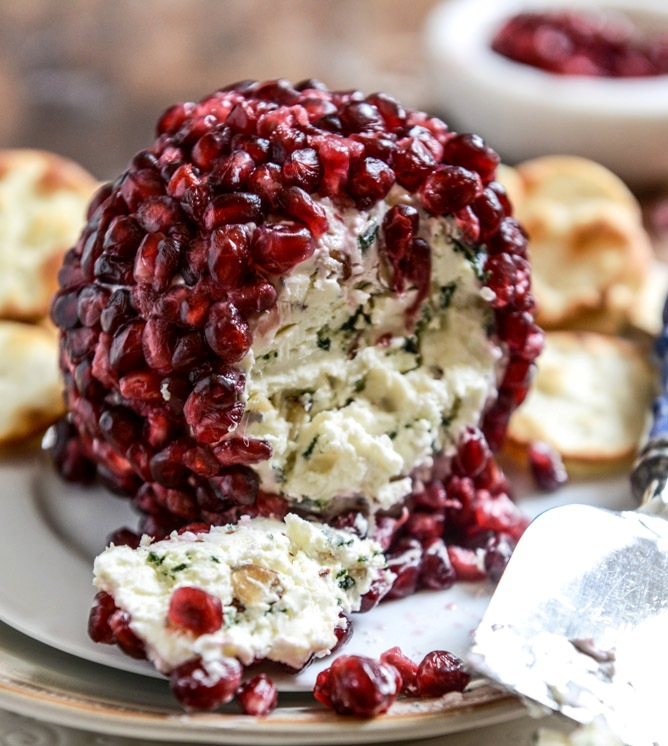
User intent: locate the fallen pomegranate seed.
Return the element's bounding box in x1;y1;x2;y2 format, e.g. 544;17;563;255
416;650;470;697
237;675;278;716
528;441;568;491
168;586;223;635
170;657;242;711
380;647;418;695
315;655;401;717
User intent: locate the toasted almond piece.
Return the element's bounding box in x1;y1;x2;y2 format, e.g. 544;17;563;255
515;155;641;217
507;331;656;464
0;321;64;445
525;204;652;328
0;148;98;321
231;564;283;607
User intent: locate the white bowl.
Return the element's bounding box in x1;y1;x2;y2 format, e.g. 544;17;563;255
425;0;668;187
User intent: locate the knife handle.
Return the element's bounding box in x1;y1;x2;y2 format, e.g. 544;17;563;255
630;301;668;514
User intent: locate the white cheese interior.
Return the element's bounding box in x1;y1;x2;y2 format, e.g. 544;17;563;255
94;514;390;672
235;190;500;512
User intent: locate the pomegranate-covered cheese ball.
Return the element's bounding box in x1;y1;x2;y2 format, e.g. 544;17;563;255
52;79;541;603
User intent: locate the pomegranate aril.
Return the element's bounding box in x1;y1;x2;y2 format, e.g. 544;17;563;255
171;332;206;370
483;532;516;583
210;465;259;505
453;427;491;478
213;437;272;466
210;150;255;191
359;573;393;612
366;92;407;129
419;538;456;590
447;545;487;582
347;157;395;210
237;674;278;716
280;186;329;238
391;138;436;191
108;610;147;659
51;290;81;330
226;277;277;316
282;147;322;192
142;317;176;370
528;441;568;491
204;301;252;363
203;193;264;229
88;591;117;644
98;407;143;452
170;657;242;712
385;538;422;600
157;101;197;136
120;168;165;211
109;320;146;374
208;224;251;289
380;647;418;695
100;289;134;335
168;586;223;635
135;196;183;234
118;369;164;402
107;527;142;548
416;650;470;697
184;372;245;444
419;165;481;215
251;222;315;274
317;655;401;717
442;133;500;182
339;101;384;134
247;162;283;209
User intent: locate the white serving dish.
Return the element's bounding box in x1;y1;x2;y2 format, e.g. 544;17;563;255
425;0;668;187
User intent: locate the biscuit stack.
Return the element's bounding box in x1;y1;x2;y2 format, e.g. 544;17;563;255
0;149;97;445
500;156;659;473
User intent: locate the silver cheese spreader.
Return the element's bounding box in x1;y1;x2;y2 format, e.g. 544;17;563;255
469;313;668;746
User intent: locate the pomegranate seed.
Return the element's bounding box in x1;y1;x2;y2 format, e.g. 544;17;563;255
120;168;165;211
168;586;223;635
170;657;242;711
210;150;255;191
419;538;456;590
203;193;264;229
51;290;81;330
416;651;470;697
248;162;283;209
109;321;146;374
380;647;418;695
157;101;197;136
447;545;486;582
183;372;245;444
149;442;191;488
212;438;272;466
237;675;278;716
204;301;252;363
280;186;329;238
282;147;322;191
315;655;401;717
339;101;384;134
88;591;117;644
208;225;251;289
358;574;393;612
135;196;183;234
210;466;259;505
392;138;436;191
442;133;500;182
108;610;147;659
528;441;568;491
98;407;143;452
483;532;516;582
453;427;491;478
385;538;422;600
118;369;163;402
251;222;315;274
347;157;395;209
419;165;481;215
227;276;277;315
100;289;134;334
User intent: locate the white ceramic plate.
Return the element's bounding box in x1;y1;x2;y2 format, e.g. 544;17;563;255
0;449;633;742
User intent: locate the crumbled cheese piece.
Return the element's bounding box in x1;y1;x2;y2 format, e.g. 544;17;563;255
240;191;499;511
94;514;391;672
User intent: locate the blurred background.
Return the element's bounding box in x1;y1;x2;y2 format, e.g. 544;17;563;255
0;0;439;181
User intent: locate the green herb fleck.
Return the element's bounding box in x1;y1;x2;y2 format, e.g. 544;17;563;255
302;436;319;460
211;555;221;564
317;333;331;351
261;350;278;361
147;552;165;566
341;306;372;333
338;575;356;591
403;336;419;354
357;221;379;255
453;239;488;282
439;281;458;309
353;377;366;393
171;563;188;573
388;430;397;440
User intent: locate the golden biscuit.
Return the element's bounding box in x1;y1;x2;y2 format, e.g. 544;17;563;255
0;149;98;320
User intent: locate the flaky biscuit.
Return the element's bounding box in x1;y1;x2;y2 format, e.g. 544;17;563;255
500;155;653;330
507;331;656;465
0;321;64;445
0;149;98;320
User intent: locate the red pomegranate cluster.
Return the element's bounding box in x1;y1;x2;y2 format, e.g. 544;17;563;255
314;647;470;718
491;10;668;78
51;78;542;595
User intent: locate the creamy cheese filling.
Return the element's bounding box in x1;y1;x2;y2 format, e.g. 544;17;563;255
235;189;500;512
93;514;390;672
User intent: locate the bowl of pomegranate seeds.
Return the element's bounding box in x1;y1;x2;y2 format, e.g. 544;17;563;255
426;0;668;186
